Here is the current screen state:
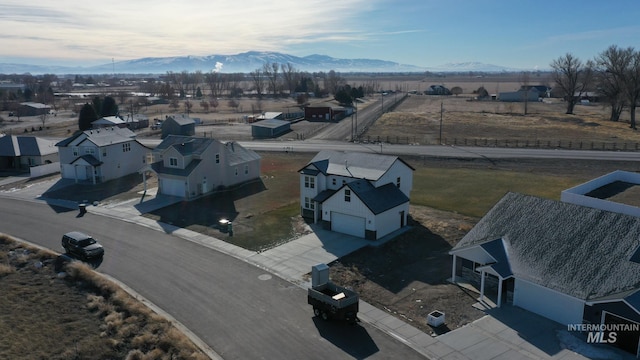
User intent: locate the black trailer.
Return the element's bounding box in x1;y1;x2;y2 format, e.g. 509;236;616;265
307;264;359;324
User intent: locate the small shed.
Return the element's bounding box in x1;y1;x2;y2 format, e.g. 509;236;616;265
251;119;291;138
161;114;196;139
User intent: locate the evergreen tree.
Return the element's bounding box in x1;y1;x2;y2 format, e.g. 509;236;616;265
78;103;97;131
101;96;118;117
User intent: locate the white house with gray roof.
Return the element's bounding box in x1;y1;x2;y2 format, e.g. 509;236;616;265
148;135;260;199
299;150;413;240
0;135;58;170
56;127;150;184
450;192;640;356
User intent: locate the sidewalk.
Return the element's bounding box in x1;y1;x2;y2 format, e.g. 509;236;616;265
1;177;629;360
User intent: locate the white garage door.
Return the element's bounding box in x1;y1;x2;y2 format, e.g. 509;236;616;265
513;279;583;326
331;212;365;238
161;178;185;197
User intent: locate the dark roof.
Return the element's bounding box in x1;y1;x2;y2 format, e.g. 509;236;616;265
71;154;102;166
300;150;414;181
151;158;201;176
452;192;640;301
155;136;260;166
224;141;260;166
345;179;409;214
166;114;196;126
313;189;336;203
0;135;57;156
479;239;513;278
154;135;212;156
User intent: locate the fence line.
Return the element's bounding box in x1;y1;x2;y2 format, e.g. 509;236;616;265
357;135;640;151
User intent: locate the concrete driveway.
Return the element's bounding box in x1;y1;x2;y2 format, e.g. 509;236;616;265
433;305;635;360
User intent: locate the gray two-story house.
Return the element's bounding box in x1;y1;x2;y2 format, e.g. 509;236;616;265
149;135;261;199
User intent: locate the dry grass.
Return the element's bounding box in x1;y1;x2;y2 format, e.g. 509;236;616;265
0;234;208;360
365;94;640;148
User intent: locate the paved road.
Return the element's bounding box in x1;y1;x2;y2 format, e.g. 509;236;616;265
0;197;426;359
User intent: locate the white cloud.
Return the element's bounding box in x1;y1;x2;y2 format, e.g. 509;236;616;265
0;0;379;64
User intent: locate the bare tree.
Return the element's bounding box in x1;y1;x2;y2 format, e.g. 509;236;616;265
228;99;240;112
325;70;343;95
624;50;640;129
281;63;297;95
209;98;219;112
184;100;193;115
250;69;265;99
550;53;594;114
595;45;632;122
200;100;210;113
263;62;280;97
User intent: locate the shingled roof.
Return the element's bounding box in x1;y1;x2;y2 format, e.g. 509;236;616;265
0;135;57;156
345;179;409;214
301;150;414;181
453;192;640;301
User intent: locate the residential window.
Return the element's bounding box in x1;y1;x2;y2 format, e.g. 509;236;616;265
84;147;95;155
304;197;315;210
396;177;401;188
244;165;249;175
215;153;220;164
304;176;315;189
332;178;336;186
344;189;351;202
103;149;107;157
169;157;178;166
235;167;238;176
122;143;131;152
72;147;78;156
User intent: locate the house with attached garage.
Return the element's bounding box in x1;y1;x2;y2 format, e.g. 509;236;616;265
450;188;640;357
56;127;150;184
299;150;413;240
148;135;260;199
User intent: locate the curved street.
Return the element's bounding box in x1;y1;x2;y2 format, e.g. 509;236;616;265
0;197;426;359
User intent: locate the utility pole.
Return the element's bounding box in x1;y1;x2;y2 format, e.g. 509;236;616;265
439;101;444;145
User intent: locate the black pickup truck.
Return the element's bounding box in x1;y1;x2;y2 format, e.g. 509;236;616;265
61;231;104;260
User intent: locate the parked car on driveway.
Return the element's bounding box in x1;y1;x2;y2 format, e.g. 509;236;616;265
61;231;104;260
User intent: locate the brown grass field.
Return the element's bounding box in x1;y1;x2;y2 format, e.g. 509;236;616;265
0;235;208;360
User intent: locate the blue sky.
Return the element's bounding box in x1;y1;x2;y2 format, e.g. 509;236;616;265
1;0;639;70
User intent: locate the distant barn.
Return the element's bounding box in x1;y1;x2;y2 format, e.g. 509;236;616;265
251;119;291;138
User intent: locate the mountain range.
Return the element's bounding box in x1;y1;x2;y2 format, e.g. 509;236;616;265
0;51;522;75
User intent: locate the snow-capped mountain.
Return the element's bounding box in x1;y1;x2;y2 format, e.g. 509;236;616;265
0;52;519;75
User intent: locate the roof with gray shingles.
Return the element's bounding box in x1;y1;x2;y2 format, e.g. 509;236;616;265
344;178;409;214
0;135;57;156
224;141;260;166
452;192;640;301
301;150;414;181
166;114;196;126
154;135;212;156
154;136;260;165
55;127;138;147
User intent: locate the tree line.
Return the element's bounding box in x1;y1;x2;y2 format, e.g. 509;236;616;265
551;45;640;129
